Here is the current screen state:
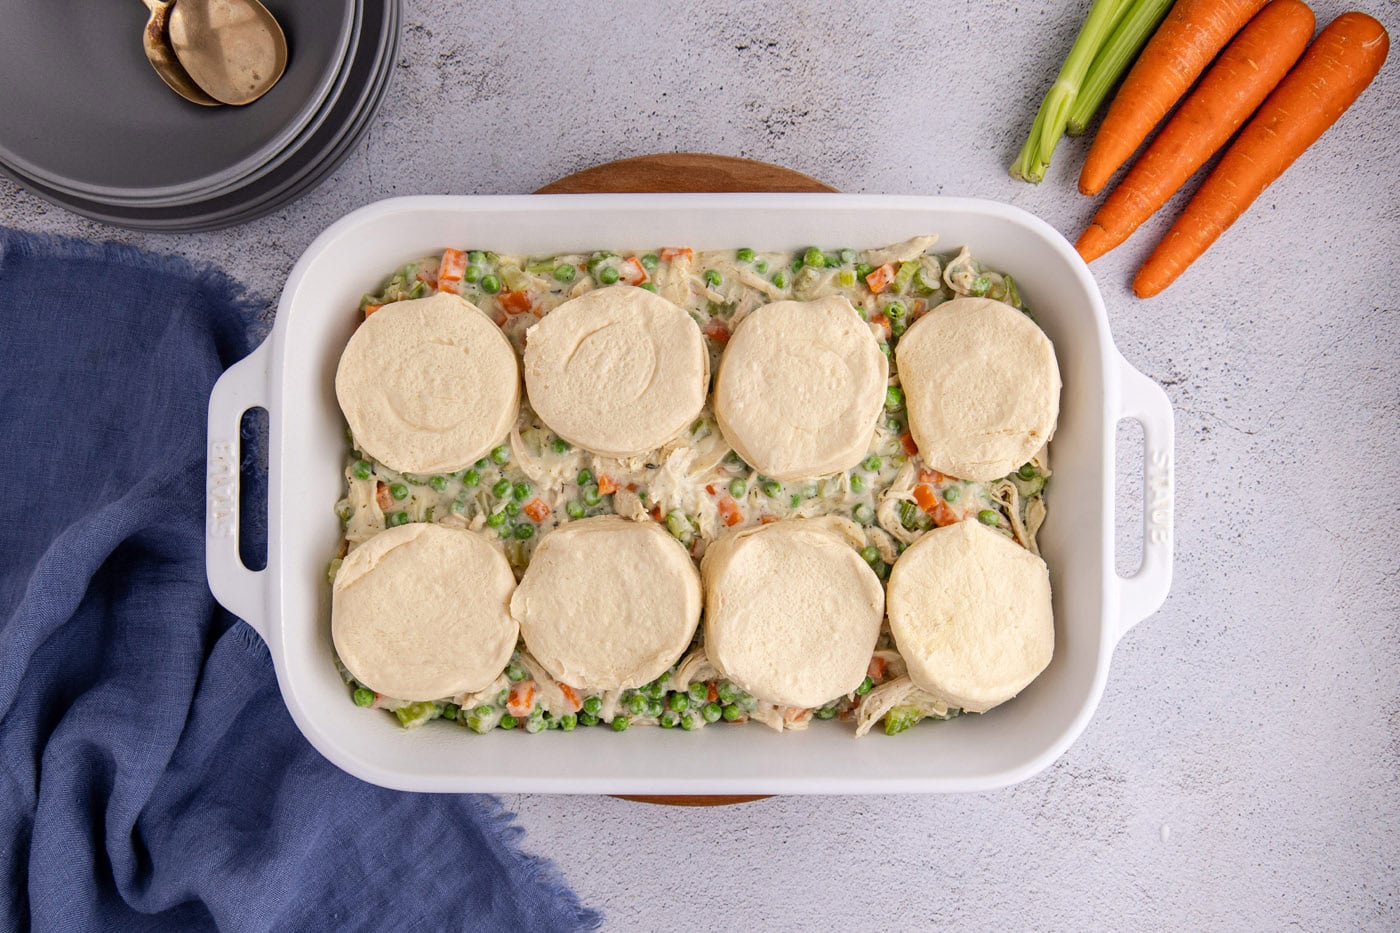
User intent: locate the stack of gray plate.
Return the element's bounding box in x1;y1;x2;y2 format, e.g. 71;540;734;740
0;0;398;231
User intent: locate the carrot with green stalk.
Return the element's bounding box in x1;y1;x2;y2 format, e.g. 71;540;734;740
1077;0;1317;262
1078;0;1269;196
1134;12;1390;296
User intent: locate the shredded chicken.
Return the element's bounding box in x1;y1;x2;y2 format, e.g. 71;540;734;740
670;647;719;692
876;461;922;544
862;235;938;267
854;675;952;737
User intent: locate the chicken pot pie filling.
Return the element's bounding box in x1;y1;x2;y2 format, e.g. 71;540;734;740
330;238;1056;736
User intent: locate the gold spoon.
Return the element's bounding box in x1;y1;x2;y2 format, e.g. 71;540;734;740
142;0;221;107
168;0;288;106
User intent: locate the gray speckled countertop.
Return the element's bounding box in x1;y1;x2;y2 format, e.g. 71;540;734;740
4;1;1396;928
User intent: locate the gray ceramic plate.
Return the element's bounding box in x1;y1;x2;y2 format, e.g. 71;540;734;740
0;0;397;231
0;0;355;201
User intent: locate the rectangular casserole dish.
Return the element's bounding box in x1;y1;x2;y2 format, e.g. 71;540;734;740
206;194;1175;794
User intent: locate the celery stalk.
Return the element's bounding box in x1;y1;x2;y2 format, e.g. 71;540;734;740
1067;0;1174;136
1010;0;1137;183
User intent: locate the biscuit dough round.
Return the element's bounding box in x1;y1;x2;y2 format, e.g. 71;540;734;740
510;516;702;691
522;286;707;457
701;520;884;708
886;521;1053;713
335;292;520;475
896;296;1060;482
714;295;887;481
332;523;518;701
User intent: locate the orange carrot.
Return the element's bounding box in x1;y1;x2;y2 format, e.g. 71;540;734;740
660;247;693;262
498;290;533;316
1078;0;1315;262
507;681;535;717
620;256;648;285
864;263;895;293
522;498;551;522
706;682;719;703
918;467;952;485
717;495;743;527
558;683;582;713
1135;12;1390;296
702;319;731;345
596;474;618;495
899;431;919;457
759;514;780;525
363;303;383;318
438;248;467;284
868;314;892;340
375;482;393;512
867;656;887;681
1079;0;1268;196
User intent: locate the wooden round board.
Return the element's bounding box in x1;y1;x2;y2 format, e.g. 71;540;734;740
534;153;833;807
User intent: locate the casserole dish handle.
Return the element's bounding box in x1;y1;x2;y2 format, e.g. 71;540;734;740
205;340;271;641
1115;353;1174;640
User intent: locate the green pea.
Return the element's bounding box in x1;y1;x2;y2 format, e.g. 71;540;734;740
490;445;510;465
639;283;657;292
553;264;576;282
389;483;409;500
754;259;769;274
387;511;410;527
611;716;630;732
885;417;903;433
668;692;689;712
643;678;667;700
790;494;801;508
885;301;906;320
791;258;804;272
579;711;599;727
352;687;374;707
702;702;722;723
660;710;680;728
463;265;482;284
722;704;742;721
879;342;892;359
688;682;709;704
970;275;991;296
978;509;1000;525
558;713;577;731
496;690;509;706
351;459;372;480
462;469;480;487
514;524;534;540
450;499;467;516
839;248;857;264
849;473;867;494
646;699;665;719
582;484;602;506
771;271;787;289
429;475;448;492
728;478;747;497
627;693;648;716
598;266;620;285
760;479;781;498
837;269;856;287
640;253;660;270
504;501;520;516
700;269;721;288
441;702;459;721
499;714;517;730
566;501;585;519
506;661;527;682
681;710;702;731
885;386;905;411
860;545;880;565
486;510;507;528
803;247;825;268
665;511;690;540
943;486;960;502
814;705;838;720
717;681;738;703
480;274;501;294
856;676;874;696
492;478;512;497
583;696;603;716
576;468;593;486
862;455;882;472
549;437;571;455
1019;463;1037;479
736;247;755;263
466;250;485;264
855;262;873;278
853;503;875;525
513;482;532;501
891;319;907;338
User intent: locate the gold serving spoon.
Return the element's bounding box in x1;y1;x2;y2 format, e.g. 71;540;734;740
168;0;288;106
142;0;221;107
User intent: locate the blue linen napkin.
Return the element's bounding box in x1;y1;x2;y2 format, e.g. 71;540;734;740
0;228;600;932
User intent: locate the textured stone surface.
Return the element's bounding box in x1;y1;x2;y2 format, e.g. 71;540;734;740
4;1;1397;928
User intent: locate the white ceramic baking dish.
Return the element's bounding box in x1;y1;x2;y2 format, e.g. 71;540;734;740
206;194;1174;794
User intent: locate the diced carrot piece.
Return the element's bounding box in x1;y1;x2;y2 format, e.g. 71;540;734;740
919;467;951;485
416;266;438;288
375;482;393;511
437;279;460;295
718;496;743;527
913;483;939;513
869;314;891;339
523;498;551;522
363;303;383;318
649;504;663;522
438;248;467;283
559;683;582;713
660;247;693;262
621;256;648;285
707;682;719;703
702;319;731;345
625;482;638;492
900;432;919;456
929;497;960;527
867;656;887;681
705;484;716;495
507;680;535;717
597;474;618;495
759;514;780;525
498;290;534;316
865;263;895;293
